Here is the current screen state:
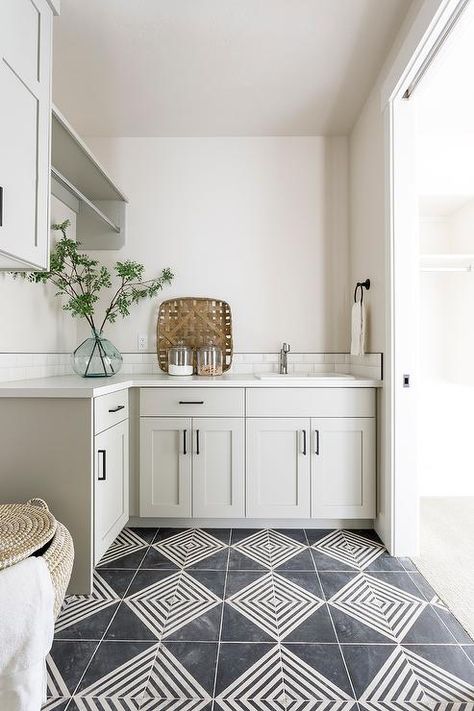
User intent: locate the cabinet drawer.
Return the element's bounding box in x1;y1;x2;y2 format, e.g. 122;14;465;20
94;390;129;434
140;388;244;417
246;388;375;418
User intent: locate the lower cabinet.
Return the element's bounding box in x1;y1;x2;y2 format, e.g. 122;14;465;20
138;388;376;522
246;418;311;518
192;418;244;517
140;417;192;517
140;417;245;518
246;416;375;520
94;418;129;565
311;417;375;518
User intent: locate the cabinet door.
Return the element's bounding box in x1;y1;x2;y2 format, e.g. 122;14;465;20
192;418;244;518
140;417;192;517
311;418;375;519
0;0;52;269
246;418;310;518
94;419;129;565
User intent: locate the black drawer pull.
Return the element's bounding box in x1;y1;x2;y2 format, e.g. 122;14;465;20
196;429;200;455
302;430;307;456
183;429;187;455
98;449;106;480
108;405;125;413
179;401;204;405
315;430;320;455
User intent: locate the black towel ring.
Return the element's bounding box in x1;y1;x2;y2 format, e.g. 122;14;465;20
354;278;371;304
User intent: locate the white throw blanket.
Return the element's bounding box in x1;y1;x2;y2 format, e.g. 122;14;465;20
0;557;54;711
350;299;366;356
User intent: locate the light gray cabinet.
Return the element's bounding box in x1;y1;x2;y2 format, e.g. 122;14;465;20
140;417;192;518
140;416;245;518
94;418;129;565
0;0;56;269
192;417;244;518
311;417;375;519
246;418;311;518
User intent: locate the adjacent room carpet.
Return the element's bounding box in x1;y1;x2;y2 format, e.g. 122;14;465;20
413;496;474;641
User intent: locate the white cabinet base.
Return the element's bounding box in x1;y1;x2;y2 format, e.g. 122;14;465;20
128;516;374;529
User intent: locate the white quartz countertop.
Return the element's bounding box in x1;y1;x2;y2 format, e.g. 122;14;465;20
0;372;382;398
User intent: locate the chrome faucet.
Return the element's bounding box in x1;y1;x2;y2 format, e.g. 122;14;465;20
279;343;290;375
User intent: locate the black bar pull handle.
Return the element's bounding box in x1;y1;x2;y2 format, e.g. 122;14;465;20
196;429;200;455
108;404;125;413
183;429;187;455
314;430;320;455
179;401;204;405
302;430;307;456
98;449;106;480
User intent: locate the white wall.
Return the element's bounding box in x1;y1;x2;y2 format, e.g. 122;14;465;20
83;136;350;354
0;196;77;353
418;204;474;496
349;90;386;352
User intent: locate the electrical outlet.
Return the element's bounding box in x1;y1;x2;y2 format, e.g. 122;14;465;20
137;334;148;351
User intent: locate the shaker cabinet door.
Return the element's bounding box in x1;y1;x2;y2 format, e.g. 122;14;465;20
246;418;311;518
0;0;52;269
94;419;129;565
140;417;192;517
311;418;375;519
192;418;244;518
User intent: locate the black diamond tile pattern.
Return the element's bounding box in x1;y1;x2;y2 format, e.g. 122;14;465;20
43;526;474;710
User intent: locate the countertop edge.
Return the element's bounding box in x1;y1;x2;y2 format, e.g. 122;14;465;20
0;375;383;398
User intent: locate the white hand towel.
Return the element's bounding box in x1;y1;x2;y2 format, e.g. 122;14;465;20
351;299;366;356
0;557;55;711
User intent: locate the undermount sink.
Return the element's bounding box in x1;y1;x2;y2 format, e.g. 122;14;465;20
254;372;355;380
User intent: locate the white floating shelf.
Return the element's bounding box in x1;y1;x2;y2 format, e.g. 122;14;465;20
420;254;474;272
51;105;127;250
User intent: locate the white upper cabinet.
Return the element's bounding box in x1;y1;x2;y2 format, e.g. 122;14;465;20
0;0;56;270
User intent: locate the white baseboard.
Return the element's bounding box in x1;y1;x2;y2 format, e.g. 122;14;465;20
127;516;374;529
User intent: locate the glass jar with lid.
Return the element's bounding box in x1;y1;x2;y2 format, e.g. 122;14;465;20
196;344;223;376
167;343;194;376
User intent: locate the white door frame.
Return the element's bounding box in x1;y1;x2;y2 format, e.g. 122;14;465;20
381;0;471;556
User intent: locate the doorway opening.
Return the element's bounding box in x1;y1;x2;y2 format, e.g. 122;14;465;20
389;0;474;637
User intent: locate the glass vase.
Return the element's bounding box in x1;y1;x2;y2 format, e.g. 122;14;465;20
72;330;123;378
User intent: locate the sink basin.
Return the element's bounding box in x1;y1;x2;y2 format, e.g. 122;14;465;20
254;372;355;380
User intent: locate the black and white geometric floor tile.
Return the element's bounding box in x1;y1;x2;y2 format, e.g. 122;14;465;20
328;572;427;641
55;572;119;633
231;528;307;569
96;528;152;567
44;527;474;710
312;529;385;570
215;643;355;711
125;570;221;639
359;646;474;710
343;644;474;711
153;528;228;568
227;570;323;640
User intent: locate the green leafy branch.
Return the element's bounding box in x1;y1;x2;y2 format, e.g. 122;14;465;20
12;220;174;333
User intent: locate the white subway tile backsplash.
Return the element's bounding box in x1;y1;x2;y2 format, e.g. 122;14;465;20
0;351;382;382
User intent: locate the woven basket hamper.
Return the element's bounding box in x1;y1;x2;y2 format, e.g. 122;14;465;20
0;498;74;619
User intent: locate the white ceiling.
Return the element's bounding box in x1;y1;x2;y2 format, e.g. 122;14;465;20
52;0;412;137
